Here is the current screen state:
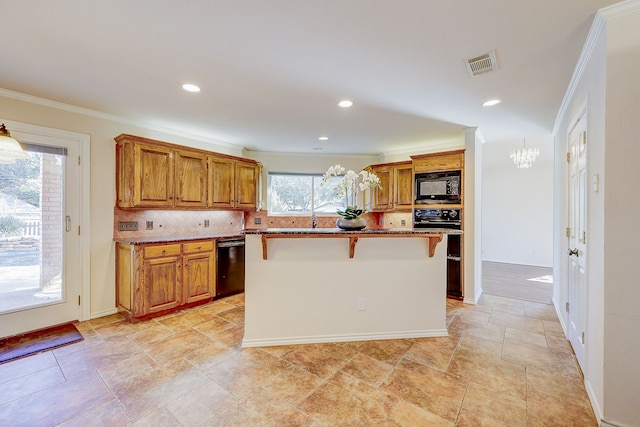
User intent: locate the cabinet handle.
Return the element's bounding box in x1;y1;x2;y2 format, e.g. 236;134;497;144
162;250;166;255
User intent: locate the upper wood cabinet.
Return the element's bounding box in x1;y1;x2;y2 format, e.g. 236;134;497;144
369;161;413;211
208;155;259;210
412;149;465;173
115;134;260;210
175;150;207;208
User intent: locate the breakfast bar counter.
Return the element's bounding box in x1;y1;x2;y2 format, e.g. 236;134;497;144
241;227;460;347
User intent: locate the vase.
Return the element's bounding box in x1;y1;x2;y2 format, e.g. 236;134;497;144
336;217;367;231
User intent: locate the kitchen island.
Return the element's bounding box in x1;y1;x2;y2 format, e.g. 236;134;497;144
241;227;461;347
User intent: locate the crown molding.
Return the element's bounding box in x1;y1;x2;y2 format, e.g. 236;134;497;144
0;87;238;149
553;0;640;136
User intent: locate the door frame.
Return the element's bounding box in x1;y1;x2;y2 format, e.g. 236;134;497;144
1;119;91;323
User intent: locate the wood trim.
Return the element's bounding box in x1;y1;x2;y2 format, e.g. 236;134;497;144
259;233;444;260
410;149;466;160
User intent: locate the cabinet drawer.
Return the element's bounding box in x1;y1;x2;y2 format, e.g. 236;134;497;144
143;244;182;258
182;240;214;254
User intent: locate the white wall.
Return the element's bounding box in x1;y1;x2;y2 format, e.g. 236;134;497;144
602;9;640;425
481;135;554;267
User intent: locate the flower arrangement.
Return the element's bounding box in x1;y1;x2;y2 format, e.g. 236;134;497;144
322;165;382;220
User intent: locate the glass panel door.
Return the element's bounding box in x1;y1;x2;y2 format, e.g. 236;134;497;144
0;151;64;314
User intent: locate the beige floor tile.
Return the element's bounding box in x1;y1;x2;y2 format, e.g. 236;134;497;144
340;352;394;386
345;339;414;364
457;334;503;358
263;363;324;405
527;388;598;426
489;311;545;334
524;301;559;321
56;337;144;379
300;371;397;425
0;351;58;384
165;380;236;426
137;329;214;365
462;382;527;426
492;302;525;316
0;365;65;405
390;399;453;426
282;343;357;379
504;326;548;348
404;333;461;371
111;358;209;421
456;408;510;426
381;359;467;422
57;399;131;426
502;340;582;378
0;372;115;426
156;309;218;332
447;347;526;400
133;406;182;427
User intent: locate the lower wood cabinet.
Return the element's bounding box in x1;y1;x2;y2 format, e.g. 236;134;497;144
116;239;215;321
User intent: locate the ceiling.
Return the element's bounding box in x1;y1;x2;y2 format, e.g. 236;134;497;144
0;1;620;155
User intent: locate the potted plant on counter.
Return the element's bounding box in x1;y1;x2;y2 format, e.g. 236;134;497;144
322;165;381;230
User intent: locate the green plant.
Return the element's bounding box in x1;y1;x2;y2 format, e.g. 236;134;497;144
0;215;26;237
322;165;382;219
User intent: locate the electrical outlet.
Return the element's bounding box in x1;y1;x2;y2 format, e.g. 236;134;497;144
204;219;210;228
254;217;262;224
357;297;365;311
146;221;153;230
118;221;139;231
401;219;406;226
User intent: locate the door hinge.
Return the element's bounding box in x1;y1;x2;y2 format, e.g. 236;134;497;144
582;131;587;145
566;227;570;238
566;152;571;163
78;155;81;165
78;295;81;305
581;331;585;344
566;302;570;312
582;231;586;243
77;226;81;235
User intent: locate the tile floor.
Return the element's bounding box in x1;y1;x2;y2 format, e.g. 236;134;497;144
0;292;596;426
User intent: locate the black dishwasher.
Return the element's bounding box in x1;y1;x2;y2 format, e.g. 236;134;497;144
215;237;245;299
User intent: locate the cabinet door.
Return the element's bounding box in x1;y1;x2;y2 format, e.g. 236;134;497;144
143;255;181;314
235;161;258;210
175;150;207;208
371;166;394;211
208;156;235;208
182;250;215;304
134;143;175;207
394;164;414;210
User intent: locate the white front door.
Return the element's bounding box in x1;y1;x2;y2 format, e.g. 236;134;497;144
0;121;89;338
567;111;588;369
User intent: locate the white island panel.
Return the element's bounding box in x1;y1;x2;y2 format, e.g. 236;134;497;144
243;233;447;347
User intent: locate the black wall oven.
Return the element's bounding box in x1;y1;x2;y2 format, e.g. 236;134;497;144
414;208;463;299
415;170;461;205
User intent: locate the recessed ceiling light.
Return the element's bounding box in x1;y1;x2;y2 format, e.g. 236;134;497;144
182;83;201;93
338;99;353;108
318;136;329;141
482;99;501;107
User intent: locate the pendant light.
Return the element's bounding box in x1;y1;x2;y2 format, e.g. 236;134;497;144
510;137;539;169
0;123;29;163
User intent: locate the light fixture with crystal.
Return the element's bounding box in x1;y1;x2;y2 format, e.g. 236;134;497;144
0;123;29;164
510;138;539;169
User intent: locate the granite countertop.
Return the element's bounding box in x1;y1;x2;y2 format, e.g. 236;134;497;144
242;227;463;235
113;232;244;245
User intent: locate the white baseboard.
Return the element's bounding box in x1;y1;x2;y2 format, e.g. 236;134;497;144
90;308;118;320
242;329;449;348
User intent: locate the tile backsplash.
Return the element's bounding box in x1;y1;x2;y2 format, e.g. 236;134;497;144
113;208;243;239
113;208;406;239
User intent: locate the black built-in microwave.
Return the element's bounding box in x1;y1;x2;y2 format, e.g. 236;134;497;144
415;170;461;204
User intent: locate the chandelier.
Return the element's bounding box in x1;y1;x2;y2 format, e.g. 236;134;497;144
510;138;539;169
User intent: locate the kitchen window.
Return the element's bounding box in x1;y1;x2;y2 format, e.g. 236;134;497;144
268;172;344;215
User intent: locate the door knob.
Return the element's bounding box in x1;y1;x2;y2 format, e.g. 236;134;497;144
568;248;579;257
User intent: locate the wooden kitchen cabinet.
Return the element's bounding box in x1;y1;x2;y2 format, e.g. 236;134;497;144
116;134;260;210
208;155;259;210
116;239;215;321
412;149;465;173
175;150;208;208
369;161;413;211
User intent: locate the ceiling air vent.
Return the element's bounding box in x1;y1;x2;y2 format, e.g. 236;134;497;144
465;50;497;77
